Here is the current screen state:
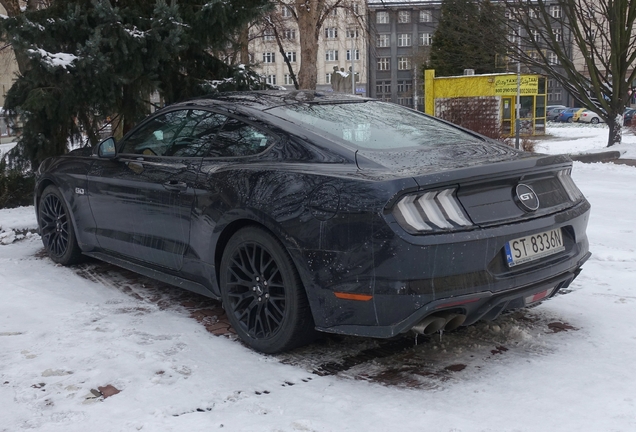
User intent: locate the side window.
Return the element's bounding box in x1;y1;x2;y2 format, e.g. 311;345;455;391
120;110;228;157
210;118;274;157
120;110;189;156
164;110;227;157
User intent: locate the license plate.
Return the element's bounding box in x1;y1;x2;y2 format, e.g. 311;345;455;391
504;228;564;267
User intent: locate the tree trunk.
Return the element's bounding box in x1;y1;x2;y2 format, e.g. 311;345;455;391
295;0;321;90
0;0;31;75
238;25;250;65
607;116;622;147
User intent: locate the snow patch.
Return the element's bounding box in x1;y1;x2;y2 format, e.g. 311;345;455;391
28;48;78;69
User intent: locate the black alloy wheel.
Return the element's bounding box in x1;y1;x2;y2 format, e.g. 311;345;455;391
38;186;83;265
220;226;315;353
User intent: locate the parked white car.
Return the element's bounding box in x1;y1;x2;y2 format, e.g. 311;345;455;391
578;110;605;124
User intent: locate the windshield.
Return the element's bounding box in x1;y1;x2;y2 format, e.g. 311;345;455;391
267;101;483;150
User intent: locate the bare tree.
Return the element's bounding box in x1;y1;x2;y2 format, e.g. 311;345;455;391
261;9;301;89
500;0;636;147
278;0;364;89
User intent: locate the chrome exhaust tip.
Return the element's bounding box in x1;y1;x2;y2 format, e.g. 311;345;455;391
412;316;446;335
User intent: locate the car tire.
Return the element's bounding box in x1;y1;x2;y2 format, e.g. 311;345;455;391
567;118;573;123
220;226;315;353
591;118;599;124
38;185;84;265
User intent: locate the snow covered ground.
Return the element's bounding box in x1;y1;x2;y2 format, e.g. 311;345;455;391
536;122;636;159
1;124;636;431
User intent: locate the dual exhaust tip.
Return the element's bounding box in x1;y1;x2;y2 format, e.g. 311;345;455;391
411;312;467;336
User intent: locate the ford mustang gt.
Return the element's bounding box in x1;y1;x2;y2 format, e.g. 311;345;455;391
35;91;591;353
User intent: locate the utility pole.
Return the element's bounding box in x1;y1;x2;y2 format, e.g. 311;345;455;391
350;28;356;94
413;67;418;110
515;25;521;149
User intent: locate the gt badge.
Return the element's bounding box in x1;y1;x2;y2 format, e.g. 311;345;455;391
514;184;539;212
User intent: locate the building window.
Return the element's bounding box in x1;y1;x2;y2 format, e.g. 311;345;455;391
325;73;331;84
284;74;293;85
419;33;432;46
550;5;562;18
554;29;562;42
548;90;562;101
548;52;559;65
530;29;540;41
376;11;389;24
329;7;338;16
263;30;275;41
285;52;296;62
398;57;411;70
262;52;275;63
266;74;276;85
346;49;360;61
346;28;359;38
397;80;412;93
397;97;413;107
508;30;517;44
528;9;537;19
325;27;338;39
398;11;410;23
548;79;554;88
281;6;293;18
376;80;391;95
420;10;432;22
326;50;339;61
377;34;390;47
377;57;390;71
284;29;296;40
398;33;412;47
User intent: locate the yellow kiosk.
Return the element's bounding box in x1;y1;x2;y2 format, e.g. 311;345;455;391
424;70;547;136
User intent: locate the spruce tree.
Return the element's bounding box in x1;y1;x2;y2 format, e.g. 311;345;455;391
0;0;270;169
428;0;506;76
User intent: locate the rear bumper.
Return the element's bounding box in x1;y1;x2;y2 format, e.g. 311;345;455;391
316;254;589;338
293;199;591;337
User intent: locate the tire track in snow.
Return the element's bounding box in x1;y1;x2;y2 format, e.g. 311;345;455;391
30;249;583;391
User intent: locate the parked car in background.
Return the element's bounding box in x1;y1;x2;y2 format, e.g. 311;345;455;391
34;91;592;354
547;107;567;121
572;108;587;122
578;110;605;124
547;105;566;111
556;108;581;123
624;108;636;126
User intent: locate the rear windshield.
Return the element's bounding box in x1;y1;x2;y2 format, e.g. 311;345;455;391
267;101;483;150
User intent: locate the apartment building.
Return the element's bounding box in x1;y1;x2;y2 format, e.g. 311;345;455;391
366;0;575;109
249;3;368;95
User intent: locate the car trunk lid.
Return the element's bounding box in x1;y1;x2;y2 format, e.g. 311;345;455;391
357;146;576;226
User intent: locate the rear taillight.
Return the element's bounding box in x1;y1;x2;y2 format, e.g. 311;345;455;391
557;169;583;202
392;188;473;234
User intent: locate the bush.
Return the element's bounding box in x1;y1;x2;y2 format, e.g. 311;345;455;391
0;168;35;209
502;136;536;152
435;96;503;140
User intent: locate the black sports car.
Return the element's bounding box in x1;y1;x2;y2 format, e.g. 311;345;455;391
35;91;591;353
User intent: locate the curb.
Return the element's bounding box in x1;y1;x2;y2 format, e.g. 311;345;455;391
568;151;621;163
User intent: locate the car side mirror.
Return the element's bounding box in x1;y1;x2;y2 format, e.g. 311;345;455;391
95;137;117;158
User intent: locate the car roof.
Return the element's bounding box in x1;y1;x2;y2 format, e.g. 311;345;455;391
172;90;373;112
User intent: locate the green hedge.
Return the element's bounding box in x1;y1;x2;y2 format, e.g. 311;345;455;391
0;169;34;209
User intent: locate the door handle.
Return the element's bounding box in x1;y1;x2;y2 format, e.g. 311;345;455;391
163;181;188;192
